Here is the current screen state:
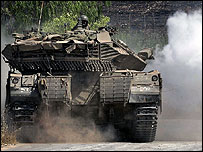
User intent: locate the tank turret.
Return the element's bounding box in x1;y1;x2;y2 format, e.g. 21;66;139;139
2;24;154;75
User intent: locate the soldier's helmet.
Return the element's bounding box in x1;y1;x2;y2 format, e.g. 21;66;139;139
81;15;88;28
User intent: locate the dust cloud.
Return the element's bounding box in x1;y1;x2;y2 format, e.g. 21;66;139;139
17;113;116;143
145;10;202;140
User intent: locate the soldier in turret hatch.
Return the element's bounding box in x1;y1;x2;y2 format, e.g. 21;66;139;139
71;15;90;31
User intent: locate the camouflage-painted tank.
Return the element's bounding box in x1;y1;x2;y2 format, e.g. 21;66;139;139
2;15;162;142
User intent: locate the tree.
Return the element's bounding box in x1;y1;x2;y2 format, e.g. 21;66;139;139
42;1;111;33
1;1;111;34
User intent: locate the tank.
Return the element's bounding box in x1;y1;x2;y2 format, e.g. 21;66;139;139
2;16;162;142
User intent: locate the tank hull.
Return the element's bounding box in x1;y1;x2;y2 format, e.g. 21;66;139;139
5;70;162;142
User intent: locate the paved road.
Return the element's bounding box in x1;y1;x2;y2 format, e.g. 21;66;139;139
1;141;202;151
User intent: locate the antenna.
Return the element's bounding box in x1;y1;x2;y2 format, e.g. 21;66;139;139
38;1;44;34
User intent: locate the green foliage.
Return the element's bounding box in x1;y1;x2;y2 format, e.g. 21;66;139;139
1;1;111;33
42;12;78;33
90;15;110;31
1;1;42;32
42;1;111;33
42;13;110;33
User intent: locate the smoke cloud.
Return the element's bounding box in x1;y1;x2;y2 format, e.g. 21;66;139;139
145;10;202;140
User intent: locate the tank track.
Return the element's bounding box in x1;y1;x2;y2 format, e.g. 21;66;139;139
132;105;158;142
6;101;38;126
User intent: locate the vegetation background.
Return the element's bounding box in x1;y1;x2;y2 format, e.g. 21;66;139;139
1;1;111;33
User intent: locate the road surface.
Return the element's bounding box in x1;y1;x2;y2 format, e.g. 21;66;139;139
1;141;202;151
1;119;202;151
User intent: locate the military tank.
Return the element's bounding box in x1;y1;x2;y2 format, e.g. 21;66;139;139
2;15;162;142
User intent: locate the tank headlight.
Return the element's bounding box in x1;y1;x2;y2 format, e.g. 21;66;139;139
152;75;158;81
12;77;20;84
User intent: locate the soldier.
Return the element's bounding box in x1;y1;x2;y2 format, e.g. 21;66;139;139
71;15;90;31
